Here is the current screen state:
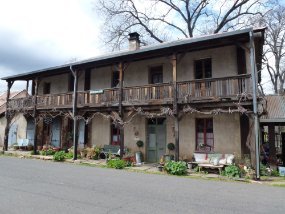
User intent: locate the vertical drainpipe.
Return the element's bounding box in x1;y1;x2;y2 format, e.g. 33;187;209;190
3;80;14;151
70;66;78;160
249;30;260;180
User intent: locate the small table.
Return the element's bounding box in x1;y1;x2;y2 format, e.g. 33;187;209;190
198;163;224;174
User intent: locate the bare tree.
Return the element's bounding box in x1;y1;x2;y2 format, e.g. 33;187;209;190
261;1;285;94
96;0;266;50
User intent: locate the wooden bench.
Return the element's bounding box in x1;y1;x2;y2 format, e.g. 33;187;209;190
100;145;120;158
198;163;225;174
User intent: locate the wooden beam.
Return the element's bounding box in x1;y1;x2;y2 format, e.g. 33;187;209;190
118;62;124;158
33;78;39;154
3;80;14;151
70;66;79;160
172;53;179;161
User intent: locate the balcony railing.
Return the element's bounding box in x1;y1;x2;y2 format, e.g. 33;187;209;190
177;74;251;102
7;74;252;111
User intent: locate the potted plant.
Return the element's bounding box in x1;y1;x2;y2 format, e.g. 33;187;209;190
164;143;175;161
135;140;144;164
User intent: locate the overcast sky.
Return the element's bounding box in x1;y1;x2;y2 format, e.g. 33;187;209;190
0;0;104;92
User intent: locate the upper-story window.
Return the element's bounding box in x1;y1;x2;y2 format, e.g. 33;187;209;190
43;82;51;94
112;70;120;88
149;65;163;84
194;58;212;79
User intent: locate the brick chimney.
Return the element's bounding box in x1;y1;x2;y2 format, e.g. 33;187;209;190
128;32;140;51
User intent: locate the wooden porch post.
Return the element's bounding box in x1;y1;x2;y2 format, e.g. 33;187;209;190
70;66;79;160
3;80;14;151
119;62;124;158
268;123;277;167
33;78;39;154
172;54;179;161
249;30;261;180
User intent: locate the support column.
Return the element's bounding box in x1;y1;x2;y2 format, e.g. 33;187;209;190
33;78;39;154
3;80;14;151
70;66;79;160
172;54;179;161
268;123;277;167
249;30;261;180
118;62;124;158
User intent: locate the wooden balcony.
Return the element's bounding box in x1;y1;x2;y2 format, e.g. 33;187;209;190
7;75;252;111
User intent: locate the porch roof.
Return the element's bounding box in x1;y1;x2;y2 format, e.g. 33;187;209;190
260;95;285;123
2;27;265;81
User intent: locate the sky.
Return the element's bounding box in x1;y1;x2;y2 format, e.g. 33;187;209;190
0;0;103;92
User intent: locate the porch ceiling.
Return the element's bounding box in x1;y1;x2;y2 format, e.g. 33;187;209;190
2;27;265;82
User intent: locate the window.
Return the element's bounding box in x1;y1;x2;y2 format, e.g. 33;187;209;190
196;118;214;152
112;70;120;88
149;65;163;84
111;124;120;145
194;58;212;79
43;82;51;94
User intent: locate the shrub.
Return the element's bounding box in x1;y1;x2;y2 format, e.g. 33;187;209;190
271;169;280;177
53;151;65;162
164;161;187;175
107;159;126;169
30;150;39;155
64;152;74;159
167;143;175;151
224;165;241;178
40;149;55;156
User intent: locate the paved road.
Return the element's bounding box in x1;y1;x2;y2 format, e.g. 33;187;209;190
0;157;284;214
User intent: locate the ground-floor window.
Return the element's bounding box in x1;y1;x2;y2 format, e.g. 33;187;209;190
111;124;120;145
196;118;214;152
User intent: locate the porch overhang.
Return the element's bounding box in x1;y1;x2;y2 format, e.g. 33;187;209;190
1;27;265;82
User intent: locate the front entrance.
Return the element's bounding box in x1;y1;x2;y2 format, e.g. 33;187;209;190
147;118;166;163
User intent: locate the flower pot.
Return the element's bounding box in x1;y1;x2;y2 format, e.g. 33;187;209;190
135;151;142;164
158;165;163;172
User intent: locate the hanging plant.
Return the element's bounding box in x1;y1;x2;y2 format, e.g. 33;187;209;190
136;140;144;148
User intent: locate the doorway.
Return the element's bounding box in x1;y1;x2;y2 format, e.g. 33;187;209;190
147;118;166;162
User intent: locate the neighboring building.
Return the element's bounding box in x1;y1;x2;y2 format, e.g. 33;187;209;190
1;28;265;163
0;90;28;148
260;95;285;167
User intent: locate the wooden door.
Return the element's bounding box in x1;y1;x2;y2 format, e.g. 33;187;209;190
26;118;35;145
147;118;166;162
51;118;61;147
8;124;18;146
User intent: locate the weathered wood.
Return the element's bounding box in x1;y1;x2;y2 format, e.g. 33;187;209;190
3;81;14;151
70;66;79;160
33;78;39;154
118;62;124;158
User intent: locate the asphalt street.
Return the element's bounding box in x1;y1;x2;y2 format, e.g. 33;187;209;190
0;156;284;214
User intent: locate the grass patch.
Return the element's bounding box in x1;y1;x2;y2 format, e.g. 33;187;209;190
272;184;285;188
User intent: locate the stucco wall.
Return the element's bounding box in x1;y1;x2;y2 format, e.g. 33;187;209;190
91;115;111;146
124;115;146;155
36;45;246;93
0;113;27;147
179;113;241;160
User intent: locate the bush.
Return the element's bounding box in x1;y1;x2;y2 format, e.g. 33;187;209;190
40;149;55;156
164;161;187;175
30;150;39;155
64;152;74;159
53;151;65;162
107;159;126;169
271;169;280;177
223;165;241;178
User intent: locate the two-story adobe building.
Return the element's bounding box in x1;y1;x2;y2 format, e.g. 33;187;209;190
1;28;265;163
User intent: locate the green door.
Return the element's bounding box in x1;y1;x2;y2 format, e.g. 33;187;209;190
147;118;166;163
